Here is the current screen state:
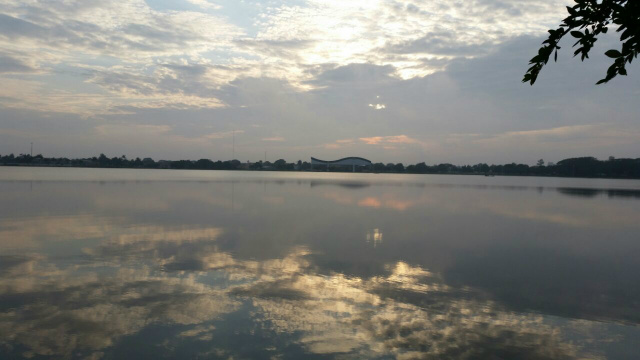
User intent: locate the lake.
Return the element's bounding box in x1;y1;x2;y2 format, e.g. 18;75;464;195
1;167;640;359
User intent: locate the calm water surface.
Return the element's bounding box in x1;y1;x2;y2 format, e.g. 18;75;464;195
1;167;640;359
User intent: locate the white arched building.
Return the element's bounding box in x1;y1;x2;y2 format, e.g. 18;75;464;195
310;157;372;172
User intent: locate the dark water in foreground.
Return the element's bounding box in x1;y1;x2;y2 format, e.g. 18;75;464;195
1;167;640;359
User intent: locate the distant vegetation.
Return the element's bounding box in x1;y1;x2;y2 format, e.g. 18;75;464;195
2;153;640;179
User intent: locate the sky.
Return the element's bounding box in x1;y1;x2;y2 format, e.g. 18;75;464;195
0;0;638;165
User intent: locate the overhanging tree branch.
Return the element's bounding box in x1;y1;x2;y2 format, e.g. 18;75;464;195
523;0;639;85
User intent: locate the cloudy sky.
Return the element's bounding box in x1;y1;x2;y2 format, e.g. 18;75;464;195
0;0;638;164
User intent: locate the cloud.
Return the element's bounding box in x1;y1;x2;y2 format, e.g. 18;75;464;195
383;29;495;57
322;138;356;149
0;0;639;164
0;53;37;73
359;135;419;145
500;124;601;138
0;0;242;113
184;0;221;11
448;123;640;157
322;143;342;149
262;137;285;142
253;0;569;80
0;13;46;38
235;38;315;60
0;0;574;116
308;63;398;87
358;197;382;208
204;129;244;139
0;1;241;60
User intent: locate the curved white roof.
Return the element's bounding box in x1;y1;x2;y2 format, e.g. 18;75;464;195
311;157;372;166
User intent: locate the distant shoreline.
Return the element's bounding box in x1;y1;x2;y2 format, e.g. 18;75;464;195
2;154;640;180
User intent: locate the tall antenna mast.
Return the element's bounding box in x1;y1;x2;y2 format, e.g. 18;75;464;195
232;128;235;160
30;142;33;157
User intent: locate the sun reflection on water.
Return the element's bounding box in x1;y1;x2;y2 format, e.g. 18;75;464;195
366;228;383;248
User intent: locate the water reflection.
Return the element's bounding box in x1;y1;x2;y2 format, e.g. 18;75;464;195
1;170;639;359
556;187;640;199
0;244;590;359
366;229;383;248
0;254;236;359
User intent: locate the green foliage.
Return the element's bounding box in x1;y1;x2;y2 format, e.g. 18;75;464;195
523;0;639;85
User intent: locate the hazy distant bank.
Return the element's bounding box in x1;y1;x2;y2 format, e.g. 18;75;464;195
2;154;640;179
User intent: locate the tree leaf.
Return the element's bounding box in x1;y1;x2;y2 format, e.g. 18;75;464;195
571;31;584;38
523;1;638;86
605;49;622;58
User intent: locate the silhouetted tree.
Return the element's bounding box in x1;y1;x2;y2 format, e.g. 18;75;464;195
415;162;428;173
524;0;639;85
556;157;601;177
274;159;287;170
195;159;214;169
250;161;263;170
373;163;386;173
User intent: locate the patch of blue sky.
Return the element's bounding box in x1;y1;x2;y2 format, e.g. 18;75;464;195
145;0;309;37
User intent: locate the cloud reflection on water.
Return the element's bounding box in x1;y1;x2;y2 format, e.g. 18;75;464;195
1;173;639;359
0;221;599;359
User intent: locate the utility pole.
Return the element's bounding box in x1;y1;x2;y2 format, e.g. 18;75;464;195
264;150;267;162
232;129;235;160
30;142;33;157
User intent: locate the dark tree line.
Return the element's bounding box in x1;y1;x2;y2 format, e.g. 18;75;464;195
1;154;639;179
0;153;243;170
401;157;640;178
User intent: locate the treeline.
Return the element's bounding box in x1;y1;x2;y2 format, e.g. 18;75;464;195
0;153;243;170
1;153;640;179
401;157;640;178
